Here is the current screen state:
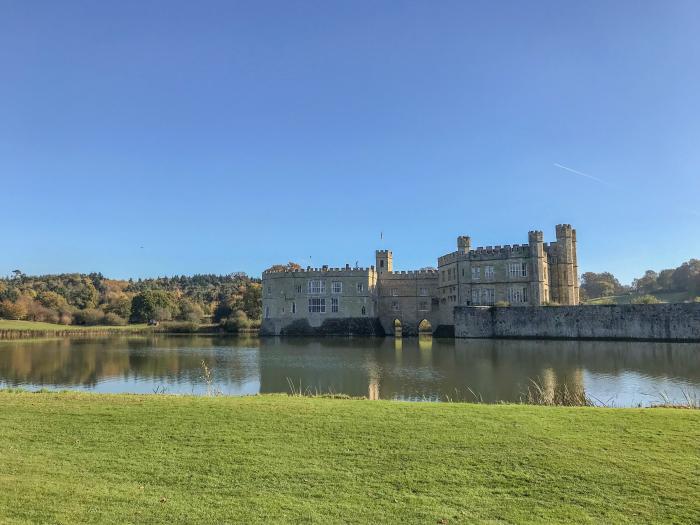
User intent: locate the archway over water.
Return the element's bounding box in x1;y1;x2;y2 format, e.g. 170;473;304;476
393;319;402;337
418;319;433;335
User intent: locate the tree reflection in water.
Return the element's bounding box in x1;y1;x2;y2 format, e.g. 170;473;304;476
0;336;698;405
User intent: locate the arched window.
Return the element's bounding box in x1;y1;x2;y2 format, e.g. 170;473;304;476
361;306;366;315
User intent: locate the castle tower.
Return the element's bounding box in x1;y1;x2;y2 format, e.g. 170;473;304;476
554;224;579;305
375;250;393;275
457;236;471;253
528;230;547;305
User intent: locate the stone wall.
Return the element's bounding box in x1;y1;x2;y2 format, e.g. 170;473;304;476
454;303;700;341
260;317;385;337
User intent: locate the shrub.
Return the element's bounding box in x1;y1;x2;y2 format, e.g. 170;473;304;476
221;310;251;333
73;308;106;325
26;302;60;324
0;299;27;320
594;297;615;305
159;321;200;333
103;313;127;326
631;295;661;305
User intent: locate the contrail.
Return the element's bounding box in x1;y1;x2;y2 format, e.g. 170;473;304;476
553;163;607;185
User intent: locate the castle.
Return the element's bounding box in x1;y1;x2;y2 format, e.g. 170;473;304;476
261;224;579;336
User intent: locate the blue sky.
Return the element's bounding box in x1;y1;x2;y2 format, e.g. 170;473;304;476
1;1;698;283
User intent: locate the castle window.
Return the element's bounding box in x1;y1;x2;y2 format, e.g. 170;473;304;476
482;288;495;305
361;305;366;315
332;281;342;294
380;260;384;268
392;301;400;311
485;266;494;280
292;301;296;314
331;298;339;313
357;282;364;293
471;267;481;280
507;287;529;304
265;306;270;319
521;262;528;277
308;298;326;313
307;280;326;294
419;300;429;311
267;287;272;296
391;288;399;296
296;284;302;294
508;263;521;278
419;287;428;296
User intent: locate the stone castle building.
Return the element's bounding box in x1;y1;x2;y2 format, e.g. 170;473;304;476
261;224;579;336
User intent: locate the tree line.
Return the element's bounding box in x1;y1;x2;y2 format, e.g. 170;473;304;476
580;258;700;301
0;272;262;329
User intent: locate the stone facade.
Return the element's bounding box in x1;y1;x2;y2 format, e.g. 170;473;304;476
261;225;579;336
437;224;579;324
454;303;700;341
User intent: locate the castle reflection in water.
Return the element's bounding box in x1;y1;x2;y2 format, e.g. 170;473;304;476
0;335;698;406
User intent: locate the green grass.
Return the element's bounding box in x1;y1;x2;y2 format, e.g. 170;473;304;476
0;393;697;523
0;319;149;332
585;291;693;305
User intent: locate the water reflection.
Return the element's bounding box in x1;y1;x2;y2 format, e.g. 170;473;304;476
0;336;698;406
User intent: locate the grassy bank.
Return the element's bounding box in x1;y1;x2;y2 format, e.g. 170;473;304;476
0;319;151;338
584;291;694;305
0;393;697;523
0;320;259;338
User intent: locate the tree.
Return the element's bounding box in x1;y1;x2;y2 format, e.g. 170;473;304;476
580;272;624;299
656;269;675;291
104;295;132;319
671;259;700;294
632;270;659;294
266;262;302;272
177;298;204;323
241;283;262;320
129;290;175;323
37;291;68;310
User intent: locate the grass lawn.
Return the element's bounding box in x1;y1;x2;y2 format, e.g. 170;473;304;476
585;291;694;305
0;393;697;524
0;319;150;332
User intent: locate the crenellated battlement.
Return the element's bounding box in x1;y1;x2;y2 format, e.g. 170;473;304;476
380;269;439;279
438;244;532;266
263;266;376;277
556;223;574;237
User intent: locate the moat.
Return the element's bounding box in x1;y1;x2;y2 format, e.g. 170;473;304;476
1;335;698;407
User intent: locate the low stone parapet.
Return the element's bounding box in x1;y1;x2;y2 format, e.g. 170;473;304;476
454;303;700;341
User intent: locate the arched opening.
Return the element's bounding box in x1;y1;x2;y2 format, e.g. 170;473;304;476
393;318;402;338
418;319;433;335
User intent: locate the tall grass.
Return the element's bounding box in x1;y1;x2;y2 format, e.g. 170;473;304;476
520;378;595;406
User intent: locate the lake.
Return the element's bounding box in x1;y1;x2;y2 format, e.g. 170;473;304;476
0;335;698;406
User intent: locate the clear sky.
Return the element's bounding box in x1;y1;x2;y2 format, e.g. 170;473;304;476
1;1;698;283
